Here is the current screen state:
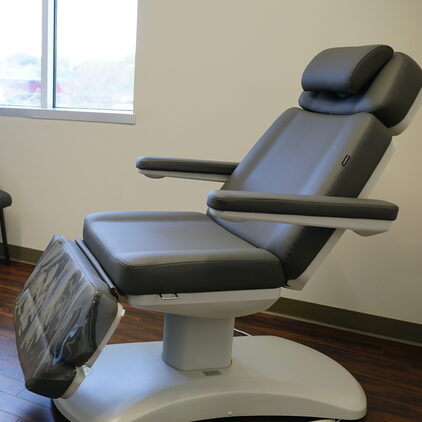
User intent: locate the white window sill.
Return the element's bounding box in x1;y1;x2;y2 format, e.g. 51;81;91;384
0;106;135;124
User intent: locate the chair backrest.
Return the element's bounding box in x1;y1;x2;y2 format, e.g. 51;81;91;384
209;45;422;284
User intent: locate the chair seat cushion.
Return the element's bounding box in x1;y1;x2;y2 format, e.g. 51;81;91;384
0;190;12;208
83;212;285;295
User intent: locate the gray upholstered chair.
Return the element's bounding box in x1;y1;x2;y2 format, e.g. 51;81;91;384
13;45;422;422
0;190;11;264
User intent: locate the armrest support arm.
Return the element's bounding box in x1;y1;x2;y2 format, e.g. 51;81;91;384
207;190;399;236
137;157;238;182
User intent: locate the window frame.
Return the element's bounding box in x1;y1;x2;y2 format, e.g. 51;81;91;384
0;0;136;124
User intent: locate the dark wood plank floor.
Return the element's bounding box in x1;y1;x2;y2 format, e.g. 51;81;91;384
0;261;421;422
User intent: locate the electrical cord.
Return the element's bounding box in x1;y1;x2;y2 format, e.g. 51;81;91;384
233;328;251;336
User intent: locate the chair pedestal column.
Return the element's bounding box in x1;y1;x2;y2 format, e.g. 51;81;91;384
162;314;234;370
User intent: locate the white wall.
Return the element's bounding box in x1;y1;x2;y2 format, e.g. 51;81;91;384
1;0;421;323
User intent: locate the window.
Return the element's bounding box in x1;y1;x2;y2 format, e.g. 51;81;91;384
0;0;137;123
0;1;42;107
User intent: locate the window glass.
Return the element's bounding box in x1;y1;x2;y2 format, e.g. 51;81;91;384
55;0;137;111
0;1;42;107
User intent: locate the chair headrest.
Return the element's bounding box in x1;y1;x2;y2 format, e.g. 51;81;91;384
299;45;422;132
301;45;394;95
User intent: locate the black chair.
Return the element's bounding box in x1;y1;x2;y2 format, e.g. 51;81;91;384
0;190;11;264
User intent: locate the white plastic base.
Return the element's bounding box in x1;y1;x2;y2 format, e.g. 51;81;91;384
54;336;366;422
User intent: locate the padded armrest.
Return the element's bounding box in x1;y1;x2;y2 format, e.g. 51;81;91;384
207;190;399;220
207;190;399;236
137;157;238;175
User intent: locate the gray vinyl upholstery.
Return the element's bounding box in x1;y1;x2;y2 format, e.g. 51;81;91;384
83;44;421;293
83;212;284;295
301;45;394;94
207;191;399;221
137;157;238;175
300;51;422;128
210;109;392;280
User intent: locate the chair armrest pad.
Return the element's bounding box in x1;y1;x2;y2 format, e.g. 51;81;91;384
136;157;238;175
207;190;399;221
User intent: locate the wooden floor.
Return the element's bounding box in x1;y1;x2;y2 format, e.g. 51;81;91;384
0;261;421;422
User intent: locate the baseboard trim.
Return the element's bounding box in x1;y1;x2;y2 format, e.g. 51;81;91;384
0;243;43;265
268;297;422;346
2;244;421;345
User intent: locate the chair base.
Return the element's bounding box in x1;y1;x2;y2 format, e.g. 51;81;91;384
54;336;366;422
